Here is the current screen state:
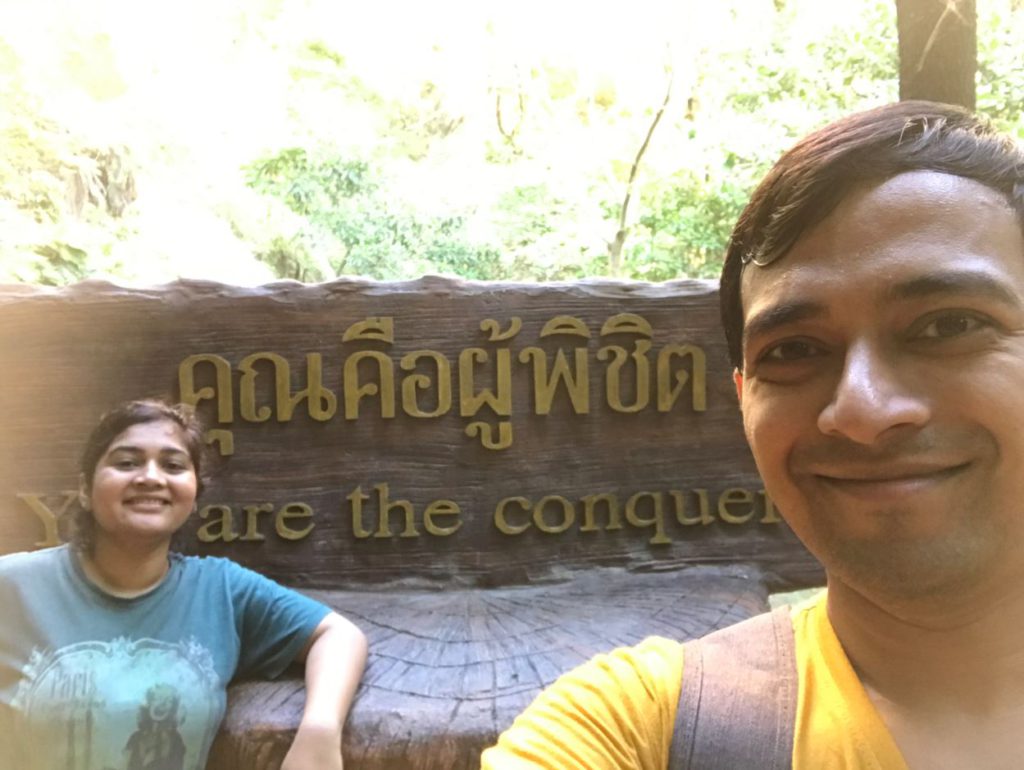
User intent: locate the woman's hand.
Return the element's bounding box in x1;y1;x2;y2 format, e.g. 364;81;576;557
282;612;367;770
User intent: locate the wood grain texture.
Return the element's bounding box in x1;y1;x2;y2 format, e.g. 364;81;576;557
0;278;824;769
0;277;821;588
207;567;773;770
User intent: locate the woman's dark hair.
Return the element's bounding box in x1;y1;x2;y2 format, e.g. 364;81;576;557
71;400;206;552
720;100;1024;369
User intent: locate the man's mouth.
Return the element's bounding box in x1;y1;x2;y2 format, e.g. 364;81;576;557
812;462;970;498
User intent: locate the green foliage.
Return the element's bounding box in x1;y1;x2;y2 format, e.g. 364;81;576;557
0;83;132;285
245;147;507;280
1;93;69;225
28;242;91;284
977;1;1024;137
2;0;1021;286
723;0;897;117
632;166;761;280
420;217;507;280
601;0;900;281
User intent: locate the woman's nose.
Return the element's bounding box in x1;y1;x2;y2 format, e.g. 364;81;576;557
135;459;165;484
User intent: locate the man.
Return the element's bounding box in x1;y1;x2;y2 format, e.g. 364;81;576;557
480;101;1024;769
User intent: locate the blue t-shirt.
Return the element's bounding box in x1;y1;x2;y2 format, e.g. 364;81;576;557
0;545;330;770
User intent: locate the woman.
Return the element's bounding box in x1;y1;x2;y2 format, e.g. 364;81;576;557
0;400;367;770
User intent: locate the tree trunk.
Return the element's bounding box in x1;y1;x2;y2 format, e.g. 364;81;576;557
896;0;977;109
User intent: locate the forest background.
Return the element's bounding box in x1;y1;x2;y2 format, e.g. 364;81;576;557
2;0;1022;287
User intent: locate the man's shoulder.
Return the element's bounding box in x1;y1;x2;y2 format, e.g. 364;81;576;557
600;635;686;685
685;596;826;676
670;605;806;770
482;636;685;770
542;635;686;724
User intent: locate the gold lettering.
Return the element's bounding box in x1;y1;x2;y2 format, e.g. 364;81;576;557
239;352;337;423
657;344;707;412
540;315;591;338
302;353;337;420
671;489;714;525
373;483;419;538
342;317;394;343
240;503;273;541
276;502;315;540
16;492;75;548
204;429;234;457
480;317;522;341
197;504;239;542
178;354;234;423
600;313;653;337
580;493;622;532
423;500;462;536
343;352;396;419
464;420;513;450
597;340;652;413
400;350;453;418
239;352;287;422
760;490;782;524
494;496;532;535
518;347;590;415
718;488;755;524
533;495;575;534
458;348;513;417
348;487;372;539
625;491;670;544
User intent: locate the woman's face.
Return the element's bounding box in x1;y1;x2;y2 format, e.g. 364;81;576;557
86;419;198;549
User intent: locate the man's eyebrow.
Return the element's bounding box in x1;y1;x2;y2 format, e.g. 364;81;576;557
742;300;827;348
888;271;1023;306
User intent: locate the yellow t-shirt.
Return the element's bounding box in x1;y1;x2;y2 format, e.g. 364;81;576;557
481;592;909;770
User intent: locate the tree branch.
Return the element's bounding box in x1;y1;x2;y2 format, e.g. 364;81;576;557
608;68;674;275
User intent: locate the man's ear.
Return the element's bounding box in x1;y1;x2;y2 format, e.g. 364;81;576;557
733;368;744;406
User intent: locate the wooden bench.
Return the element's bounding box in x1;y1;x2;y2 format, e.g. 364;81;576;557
208;567;791;770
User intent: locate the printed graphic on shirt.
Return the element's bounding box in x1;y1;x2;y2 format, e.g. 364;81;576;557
12;637;221;770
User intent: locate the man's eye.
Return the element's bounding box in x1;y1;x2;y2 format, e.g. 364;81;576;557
917;313;988;339
761;340;821;362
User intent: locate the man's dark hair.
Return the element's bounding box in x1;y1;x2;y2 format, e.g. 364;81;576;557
720;100;1024;369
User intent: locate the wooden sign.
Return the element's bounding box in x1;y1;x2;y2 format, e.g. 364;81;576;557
0;276;825;768
0;276;820;588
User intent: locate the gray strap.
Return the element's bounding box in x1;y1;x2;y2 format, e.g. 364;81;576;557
667;605;797;770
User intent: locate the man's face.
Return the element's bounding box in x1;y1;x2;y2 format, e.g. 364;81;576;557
737;171;1024;601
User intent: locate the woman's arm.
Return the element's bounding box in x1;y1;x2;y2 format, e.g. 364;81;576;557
281;612;368;770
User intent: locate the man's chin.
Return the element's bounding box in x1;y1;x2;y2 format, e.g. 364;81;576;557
824;529;998;603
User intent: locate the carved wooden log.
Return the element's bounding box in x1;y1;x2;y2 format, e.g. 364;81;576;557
206;567;774;769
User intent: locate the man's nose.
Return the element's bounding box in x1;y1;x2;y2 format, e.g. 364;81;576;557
817;341;930;444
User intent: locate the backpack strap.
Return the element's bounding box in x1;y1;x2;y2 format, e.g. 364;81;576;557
667;605;797;770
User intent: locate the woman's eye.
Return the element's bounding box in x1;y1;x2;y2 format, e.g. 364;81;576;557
917;313;988;339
